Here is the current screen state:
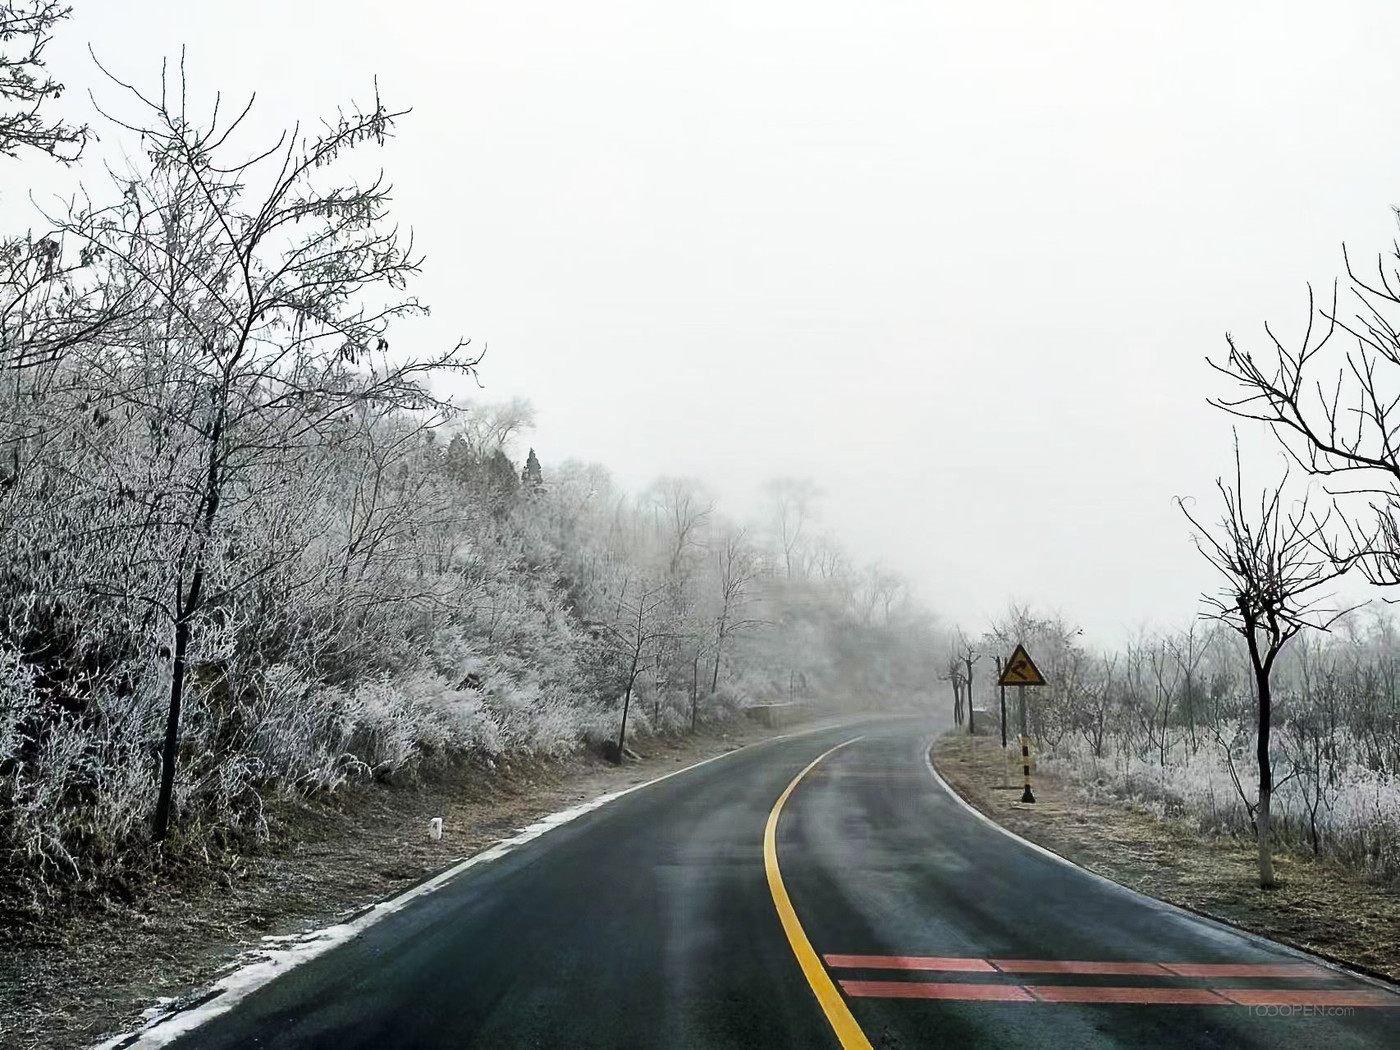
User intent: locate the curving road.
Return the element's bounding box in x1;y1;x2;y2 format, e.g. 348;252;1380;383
156;717;1398;1049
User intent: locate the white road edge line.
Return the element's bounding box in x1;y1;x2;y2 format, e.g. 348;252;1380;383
918;734;1400;996
93;719;858;1050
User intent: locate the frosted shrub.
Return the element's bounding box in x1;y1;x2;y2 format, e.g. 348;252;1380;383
234;663;321;782
1042;728;1400;882
655;695;691;735
7;720;88;878
580;701;625;748
0;645;37;764
525;693;585;756
341;675;435;773
1326;768;1400;880
85;733;161;852
401;670;504;755
703;685;746;724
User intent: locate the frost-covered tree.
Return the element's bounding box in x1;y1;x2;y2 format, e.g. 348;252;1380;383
521;447;543;491
48;63;475;840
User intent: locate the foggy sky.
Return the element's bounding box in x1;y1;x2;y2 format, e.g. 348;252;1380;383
19;0;1400;642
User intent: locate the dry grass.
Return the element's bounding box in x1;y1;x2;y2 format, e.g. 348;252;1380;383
932;732;1400;984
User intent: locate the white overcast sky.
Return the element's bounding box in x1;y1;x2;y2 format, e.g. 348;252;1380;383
19;0;1400;642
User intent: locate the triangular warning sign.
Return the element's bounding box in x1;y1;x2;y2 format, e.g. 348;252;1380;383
998;644;1046;687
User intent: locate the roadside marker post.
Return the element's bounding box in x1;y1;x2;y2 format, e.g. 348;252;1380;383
997;645;1045;804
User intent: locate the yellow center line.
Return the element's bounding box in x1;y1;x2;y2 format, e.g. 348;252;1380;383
763;737;873;1050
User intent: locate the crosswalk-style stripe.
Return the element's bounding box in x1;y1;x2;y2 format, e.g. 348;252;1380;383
824;954;1332;980
837;981;1398;1007
1160;963;1322;978
1027;986;1227;1004
824;955;996;972
840;981;1034;1002
825;954;1398;1007
991;960;1172;976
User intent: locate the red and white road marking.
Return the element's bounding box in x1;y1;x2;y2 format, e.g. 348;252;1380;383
824;955;997;973
823;955;1399;1007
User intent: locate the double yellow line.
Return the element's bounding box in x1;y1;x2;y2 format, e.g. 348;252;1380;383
762;737;873;1050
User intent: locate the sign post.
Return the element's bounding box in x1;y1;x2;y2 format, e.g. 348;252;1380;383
997;657;1007;749
997;644;1045;804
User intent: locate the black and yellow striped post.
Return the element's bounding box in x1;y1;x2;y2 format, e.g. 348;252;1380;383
1019;733;1035;803
998;646;1044;805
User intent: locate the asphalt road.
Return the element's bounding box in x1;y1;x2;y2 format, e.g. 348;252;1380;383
161;717;1399;1049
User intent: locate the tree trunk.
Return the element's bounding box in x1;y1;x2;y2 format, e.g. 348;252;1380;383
154;399;224;840
154;554;209;841
1241;602;1276;890
1257;785;1274;887
1184;667;1197;753
153;611;192;841
690;652;700;732
964;656;975;735
615;648;641;764
1256;667;1275;888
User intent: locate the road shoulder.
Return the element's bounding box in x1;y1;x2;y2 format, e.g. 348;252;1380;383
929;732;1400;986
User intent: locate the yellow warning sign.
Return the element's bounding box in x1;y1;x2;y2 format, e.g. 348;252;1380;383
998;644;1046;687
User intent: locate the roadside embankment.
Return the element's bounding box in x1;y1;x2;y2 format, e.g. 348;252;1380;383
931;732;1400;985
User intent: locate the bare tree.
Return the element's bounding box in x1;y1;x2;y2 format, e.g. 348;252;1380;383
1146;639;1179;768
649;476;712;577
708;527;763;696
0;230;145;375
954;630;980;735
809;532;849;582
853;565;903;628
602;580;669;762
765;477;819;580
1178;442;1353;887
451;397;533;460
941;651;965;727
1169;621;1206;753
1076;655;1117;758
0;5;121;377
